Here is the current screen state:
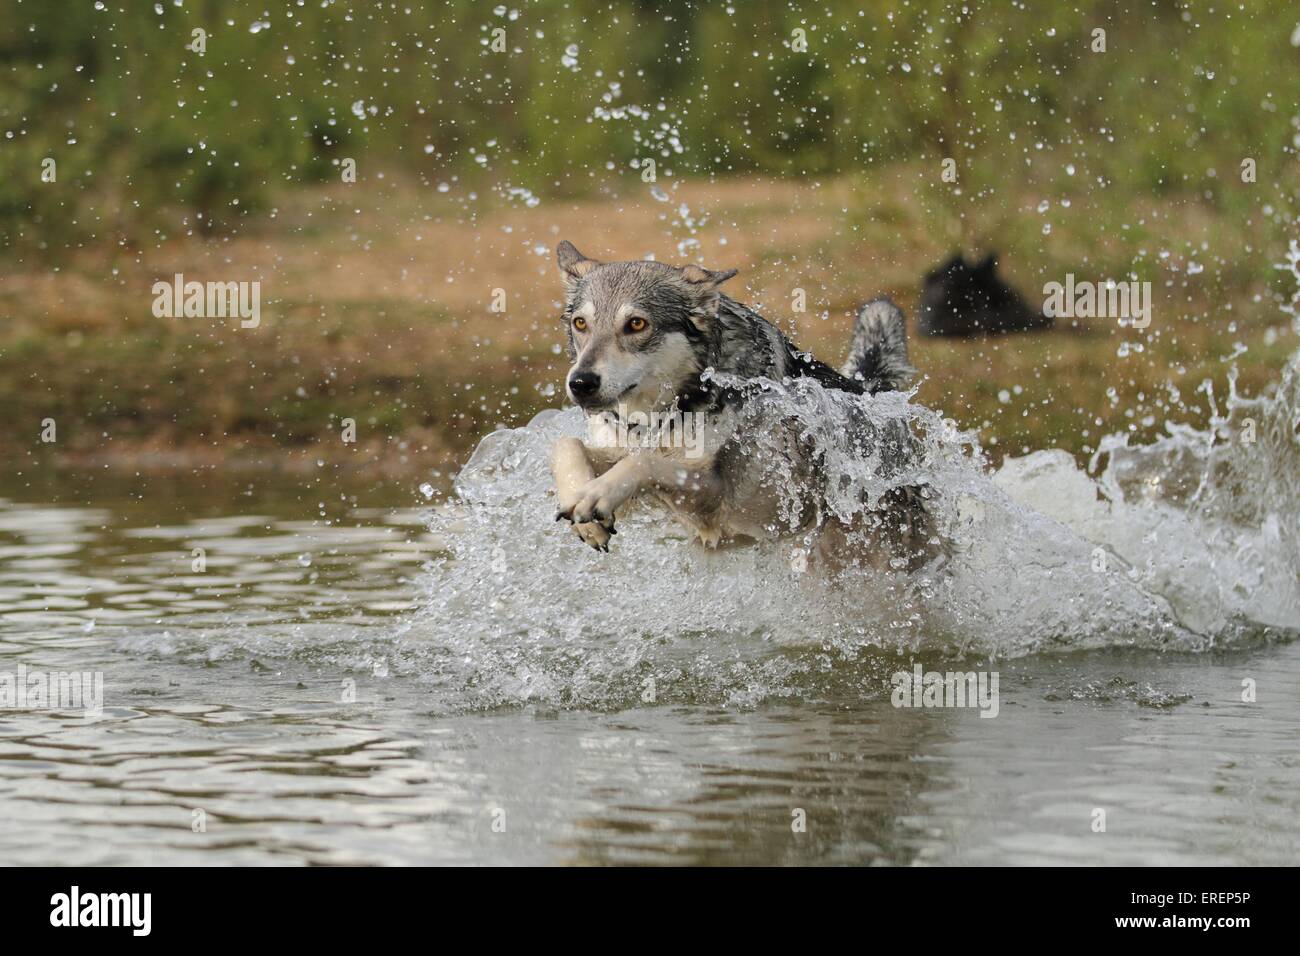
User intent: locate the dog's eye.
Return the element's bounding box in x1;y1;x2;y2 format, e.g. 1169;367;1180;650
625;316;648;333
572;317;587;332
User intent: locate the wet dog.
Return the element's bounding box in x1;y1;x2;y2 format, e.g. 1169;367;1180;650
549;241;935;567
917;253;1050;336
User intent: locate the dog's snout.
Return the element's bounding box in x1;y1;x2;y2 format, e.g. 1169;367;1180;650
568;370;601;401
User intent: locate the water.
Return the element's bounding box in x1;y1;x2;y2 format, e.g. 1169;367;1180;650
2;409;1295;866
0;470;1294;864
4;279;1299;866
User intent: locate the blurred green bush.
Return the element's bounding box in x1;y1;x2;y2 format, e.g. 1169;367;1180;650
0;0;1295;255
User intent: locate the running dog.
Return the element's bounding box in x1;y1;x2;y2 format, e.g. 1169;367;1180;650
549;240;936;567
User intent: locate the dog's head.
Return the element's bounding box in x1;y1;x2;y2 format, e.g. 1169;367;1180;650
555;240;737;414
919;251;1046;334
921;253;998;308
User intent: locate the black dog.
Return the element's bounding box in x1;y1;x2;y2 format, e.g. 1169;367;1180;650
917;253;1051;336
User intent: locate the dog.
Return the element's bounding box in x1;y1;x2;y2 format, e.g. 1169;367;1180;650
549;240;935;568
917;253;1050;336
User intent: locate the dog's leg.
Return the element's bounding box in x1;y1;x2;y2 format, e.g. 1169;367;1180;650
550;437;613;551
562;455;721;538
559;454;647;529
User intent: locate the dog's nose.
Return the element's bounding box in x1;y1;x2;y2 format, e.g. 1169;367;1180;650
568;370;601;401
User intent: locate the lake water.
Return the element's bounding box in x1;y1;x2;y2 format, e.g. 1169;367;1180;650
1;399;1296;866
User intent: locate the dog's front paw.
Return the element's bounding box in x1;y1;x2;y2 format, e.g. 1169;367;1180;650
571;520;612;552
557;478;618;531
555;488;617;551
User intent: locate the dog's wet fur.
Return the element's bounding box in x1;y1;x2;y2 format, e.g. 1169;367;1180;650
917;252;1050;336
549;240;936;568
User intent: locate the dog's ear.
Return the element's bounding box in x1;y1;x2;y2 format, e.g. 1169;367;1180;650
680;264;738;324
556;240;599;289
681;264;738;289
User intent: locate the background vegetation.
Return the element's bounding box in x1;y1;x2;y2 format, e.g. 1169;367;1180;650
0;0;1296;472
4;0;1297;249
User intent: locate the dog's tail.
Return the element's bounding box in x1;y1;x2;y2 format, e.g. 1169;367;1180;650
841;297;914;394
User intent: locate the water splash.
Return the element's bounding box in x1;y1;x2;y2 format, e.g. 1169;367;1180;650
408;251;1300;710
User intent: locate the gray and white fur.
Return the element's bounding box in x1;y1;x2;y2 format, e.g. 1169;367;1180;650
550;240;933;566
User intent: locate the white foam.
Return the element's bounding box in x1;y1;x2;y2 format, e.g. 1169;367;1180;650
410;251;1300;707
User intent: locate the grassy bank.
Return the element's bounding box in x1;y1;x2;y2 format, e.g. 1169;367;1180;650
3;169;1295;476
3;0;1296;478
